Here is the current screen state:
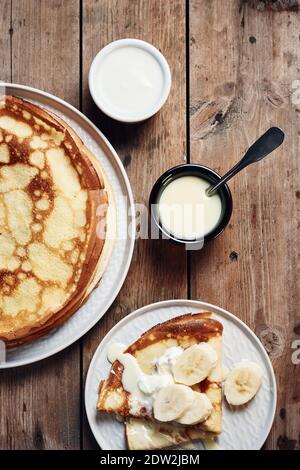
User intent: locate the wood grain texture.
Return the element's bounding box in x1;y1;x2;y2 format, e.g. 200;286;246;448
0;0;11;83
11;0;80;104
0;0;298;451
190;0;300;450
81;0;187;448
0;0;81;450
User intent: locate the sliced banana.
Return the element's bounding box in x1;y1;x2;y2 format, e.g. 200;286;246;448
172;343;218;386
224;361;263;406
176;391;213;425
153;384;194;422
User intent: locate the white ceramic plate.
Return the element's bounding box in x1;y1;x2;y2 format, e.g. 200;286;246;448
85;299;277;450
0;83;135;369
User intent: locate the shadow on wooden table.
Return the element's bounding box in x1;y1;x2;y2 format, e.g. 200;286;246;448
83;93;153;156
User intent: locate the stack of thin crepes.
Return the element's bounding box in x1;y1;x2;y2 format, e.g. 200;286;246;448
0;96;115;347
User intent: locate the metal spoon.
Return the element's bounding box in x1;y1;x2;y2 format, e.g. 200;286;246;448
206;127;285;197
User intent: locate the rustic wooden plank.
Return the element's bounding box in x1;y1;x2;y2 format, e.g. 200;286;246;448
0;0;81;450
0;0;11;83
11;0;80;105
81;0;187;448
190;0;300;450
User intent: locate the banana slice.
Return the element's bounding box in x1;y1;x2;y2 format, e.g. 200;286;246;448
176;391;213;425
153;384;194;422
224;361;263;406
172;343;218;386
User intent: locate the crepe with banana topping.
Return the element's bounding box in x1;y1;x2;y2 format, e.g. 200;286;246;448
97;312;223;450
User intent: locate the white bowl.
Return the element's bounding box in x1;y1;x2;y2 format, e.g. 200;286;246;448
89;39;171;123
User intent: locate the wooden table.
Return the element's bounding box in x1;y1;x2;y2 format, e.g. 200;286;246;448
0;0;299;451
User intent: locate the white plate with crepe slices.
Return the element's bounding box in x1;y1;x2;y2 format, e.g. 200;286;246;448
85;299;277;450
0;83;135;368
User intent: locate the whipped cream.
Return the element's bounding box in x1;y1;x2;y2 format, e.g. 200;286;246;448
107;344;184;415
107;342;126;363
106;342;219;417
156;346;183;375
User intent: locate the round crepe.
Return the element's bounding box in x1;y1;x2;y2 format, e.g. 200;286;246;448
0;96;115;347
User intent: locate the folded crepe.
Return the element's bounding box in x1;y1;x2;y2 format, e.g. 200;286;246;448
97;312;223;449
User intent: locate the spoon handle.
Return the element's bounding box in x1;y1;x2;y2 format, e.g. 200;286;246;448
206;127;285;196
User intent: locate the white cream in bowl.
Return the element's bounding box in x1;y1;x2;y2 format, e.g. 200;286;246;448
89;39;171;123
158;176;223;241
